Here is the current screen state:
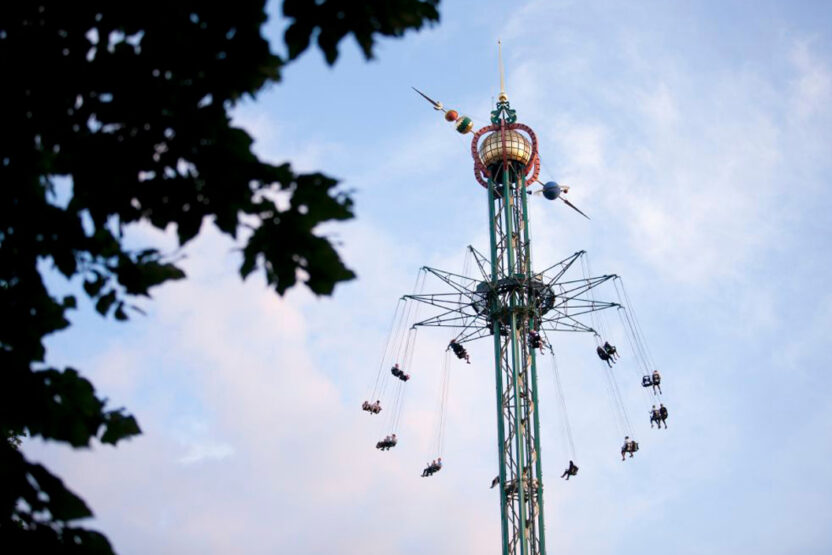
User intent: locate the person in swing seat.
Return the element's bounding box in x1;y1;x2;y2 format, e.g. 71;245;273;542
651;369;662;394
422;459;440;477
529;330;544;350
377;434;397;451
560;460;579;480
603;341;619;360
659;404;668;428
363;400;381;414
391;363;403;378
596;345;613;367
448;339;471;363
621;436;637;460
650;405;661;428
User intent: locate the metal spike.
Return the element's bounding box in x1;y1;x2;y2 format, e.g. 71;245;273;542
411;86;444;111
560;197;591;220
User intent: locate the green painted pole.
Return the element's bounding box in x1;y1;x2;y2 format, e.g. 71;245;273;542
488;177;511;555
503;164;528;555
520;172;547;554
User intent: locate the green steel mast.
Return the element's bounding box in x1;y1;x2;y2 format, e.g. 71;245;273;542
483;92;547;555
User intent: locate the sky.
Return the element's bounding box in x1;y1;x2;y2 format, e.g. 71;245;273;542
24;0;832;553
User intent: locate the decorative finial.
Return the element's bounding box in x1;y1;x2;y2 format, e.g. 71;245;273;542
411;86;473;134
498;40;508;103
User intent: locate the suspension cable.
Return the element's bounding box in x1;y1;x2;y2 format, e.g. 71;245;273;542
435;350;452;457
368;298;405;401
548;347;576;459
387;270;428;434
614;277;657;370
580;253;606;341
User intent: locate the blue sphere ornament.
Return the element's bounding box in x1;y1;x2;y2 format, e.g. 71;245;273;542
542;181;561;200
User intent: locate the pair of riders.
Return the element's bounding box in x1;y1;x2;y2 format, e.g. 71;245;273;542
421;458;442;477
362;400;382;414
448;340;470;364
376;434;397;451
621;436;639;460
391;363;410;382
596;341;619;367
650;404;668;428
641;369;662;394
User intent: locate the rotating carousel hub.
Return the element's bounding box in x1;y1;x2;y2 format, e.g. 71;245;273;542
473;277;556;329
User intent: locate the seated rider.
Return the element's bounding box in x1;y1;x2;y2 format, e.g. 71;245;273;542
423;457;443;476
378;434;398;451
448;339;471;364
659;404;668;428
399;372;410;382
596;345;613;367
651;370;662;394
391;363;403;378
421;459;437;477
621;436;636;460
362;400;370;411
529;330;544;350
650;405;660;428
560;460;579;480
603;341;619;360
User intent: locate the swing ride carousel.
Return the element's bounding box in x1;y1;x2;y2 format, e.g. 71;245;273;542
361;52;668;555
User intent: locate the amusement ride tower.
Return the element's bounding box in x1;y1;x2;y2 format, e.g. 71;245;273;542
403;48;624;555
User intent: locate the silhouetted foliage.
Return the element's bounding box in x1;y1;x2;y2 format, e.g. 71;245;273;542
0;0;439;551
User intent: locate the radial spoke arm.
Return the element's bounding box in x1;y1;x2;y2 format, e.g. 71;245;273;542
539;317;596;333
537;251;585;284
455;325;495;343
422;266;480;293
469;245;495;282
404;292;479;312
414;312;485;328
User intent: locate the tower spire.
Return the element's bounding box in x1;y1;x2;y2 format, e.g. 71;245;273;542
491;41;516;124
498;40;508;103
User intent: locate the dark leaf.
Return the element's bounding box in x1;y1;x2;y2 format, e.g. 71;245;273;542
95;290;117;316
62;295;77;309
27;464;93;521
83;272;106;298
113;302;128;321
100;411;141;445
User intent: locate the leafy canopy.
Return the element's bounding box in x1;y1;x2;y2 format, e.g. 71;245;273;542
0;0;439;551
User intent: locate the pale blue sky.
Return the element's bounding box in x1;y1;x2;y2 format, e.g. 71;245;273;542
27;1;832;553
